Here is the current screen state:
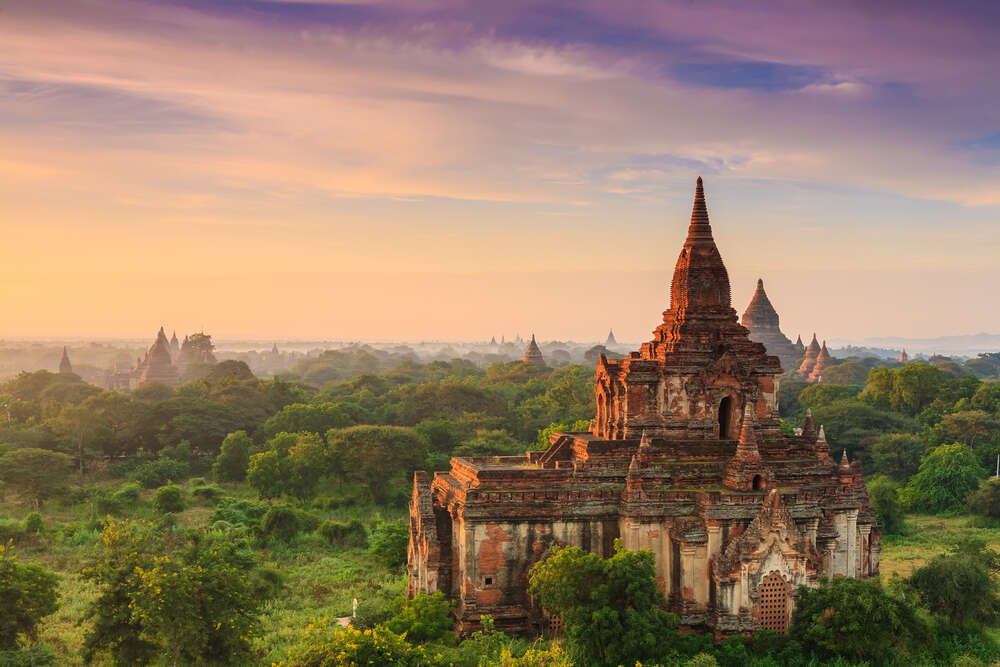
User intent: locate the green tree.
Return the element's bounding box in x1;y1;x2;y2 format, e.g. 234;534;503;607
326;426;426;504
369;520;409;570
867;475;905;534
212;430;254;482
906;539;1000;627
810;399;913;462
797;384;858;409
871;433;927;481
384;592;454;644
152;485;184;514
82;519;262;666
247;449;287;501
0;448;71;509
789;576;927;663
259;403;353;440
51;404;110;474
528;541;680;666
969;477;1000;518
861;363;946;416
0;542;59;649
901;443;986;513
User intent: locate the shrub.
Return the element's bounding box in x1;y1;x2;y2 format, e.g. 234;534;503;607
261;506;299;543
318;519;368;549
210;497;268;528
112;482;142;505
191;484;223;504
369;520;409;570
0;645;57;666
249;568;285;600
22;513;42;535
104;459;142;479
384;592;454;644
969;477;1000;518
276;624;425;667
0;542;60;650
152;485;184;514
130;459;191;489
867;475;906;534
293;509;321;534
188;477;207;487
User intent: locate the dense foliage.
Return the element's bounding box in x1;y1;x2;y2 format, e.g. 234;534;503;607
81;519;264;665
0;542;59;650
528;542;682;666
0;348;998;664
789;576;928;663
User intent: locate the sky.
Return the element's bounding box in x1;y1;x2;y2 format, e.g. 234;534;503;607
1;0;999;343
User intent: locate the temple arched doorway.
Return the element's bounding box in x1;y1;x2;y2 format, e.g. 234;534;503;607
755;572;790;633
719;396;734;439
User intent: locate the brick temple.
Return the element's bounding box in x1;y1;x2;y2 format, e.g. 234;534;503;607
407;178;880;636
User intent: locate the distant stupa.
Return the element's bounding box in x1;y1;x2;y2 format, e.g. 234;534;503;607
490;336;497;346
605;329;617;346
740;278;800;371
808;340;833;382
59;346;73;375
522;334;546;367
169;331;180;359
898;349;908;363
137;327;180;387
794;334;806;356
798;334;821;374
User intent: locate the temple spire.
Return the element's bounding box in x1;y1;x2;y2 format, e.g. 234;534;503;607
59;346;73;375
686;176;714;243
665;177;732;318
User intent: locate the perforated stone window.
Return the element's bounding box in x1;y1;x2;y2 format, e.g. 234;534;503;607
755;572;790;633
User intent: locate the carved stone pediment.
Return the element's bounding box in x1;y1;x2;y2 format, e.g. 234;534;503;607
714;490;820;579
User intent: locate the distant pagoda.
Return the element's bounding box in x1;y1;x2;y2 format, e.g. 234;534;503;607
137;327;180;387
808;340;834;382
58;346;73;375
798;334;821;374
740;278;800;371
169;331;181;360
899;349;908;363
522;334;546;367
794;334;806;356
605;329;618;346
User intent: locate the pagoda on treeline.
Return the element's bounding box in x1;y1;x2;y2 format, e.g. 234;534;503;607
137;327;180;387
808;341;833;382
798;334;821;374
899;349;908;363
58;346;73;375
605;329;618;346
521;334;546;367
740;279;801;371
